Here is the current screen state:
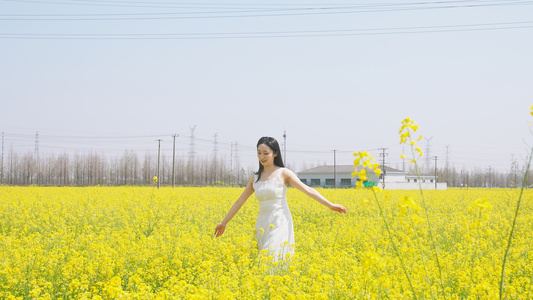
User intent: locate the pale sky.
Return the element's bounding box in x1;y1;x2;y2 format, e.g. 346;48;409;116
1;0;533;173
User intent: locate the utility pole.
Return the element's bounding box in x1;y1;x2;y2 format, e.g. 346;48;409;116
156;139;162;189
333;149;337;189
172;134;178;188
379;148;388;189
434;156;438;190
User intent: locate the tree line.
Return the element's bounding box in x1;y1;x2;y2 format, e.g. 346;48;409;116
0;149;530;188
0;150;254;187
433;163;532;188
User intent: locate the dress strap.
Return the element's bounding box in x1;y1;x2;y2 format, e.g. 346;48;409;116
276;168;285;177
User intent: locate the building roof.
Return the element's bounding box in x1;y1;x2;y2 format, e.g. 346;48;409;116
298;165;405;175
406;172;438;178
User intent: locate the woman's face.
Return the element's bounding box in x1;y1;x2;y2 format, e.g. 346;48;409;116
257;144;277;167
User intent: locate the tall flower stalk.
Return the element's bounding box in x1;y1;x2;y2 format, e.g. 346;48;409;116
499;110;533;299
353;151;418;299
399;118;446;299
399;196;436;299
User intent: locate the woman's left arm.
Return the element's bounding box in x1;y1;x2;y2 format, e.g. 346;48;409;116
283;169;347;214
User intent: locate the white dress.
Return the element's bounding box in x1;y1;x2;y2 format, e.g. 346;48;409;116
253;168;295;260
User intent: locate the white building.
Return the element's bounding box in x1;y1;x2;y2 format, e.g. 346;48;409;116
297;165;447;190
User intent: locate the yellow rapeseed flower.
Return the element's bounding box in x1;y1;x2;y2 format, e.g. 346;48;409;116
3;175;533;298
415;146;423;157
398;196;420;213
353;151;381;188
358;169;368;181
469;197;492;212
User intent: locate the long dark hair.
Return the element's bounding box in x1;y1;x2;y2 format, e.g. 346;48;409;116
255;136;285;182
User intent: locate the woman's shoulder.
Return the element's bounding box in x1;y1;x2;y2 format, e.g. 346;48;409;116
279;167;296;177
279;167;297;186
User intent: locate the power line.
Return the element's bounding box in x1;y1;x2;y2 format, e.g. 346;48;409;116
7;0;527;9
2;0;532;20
2;21;533;40
0;131;523;173
1;133;171;141
1;0;378;10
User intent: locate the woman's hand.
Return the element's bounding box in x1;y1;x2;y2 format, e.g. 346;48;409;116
214;223;226;237
329;203;347;214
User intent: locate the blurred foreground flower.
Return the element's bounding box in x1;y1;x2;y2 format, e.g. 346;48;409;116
352;151;381;188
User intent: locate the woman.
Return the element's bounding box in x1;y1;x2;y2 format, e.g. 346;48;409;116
214;136;347;260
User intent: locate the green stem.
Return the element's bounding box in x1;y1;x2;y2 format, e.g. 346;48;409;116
372;189;418;300
409;213;436;299
410;138;447;299
499;146;533;300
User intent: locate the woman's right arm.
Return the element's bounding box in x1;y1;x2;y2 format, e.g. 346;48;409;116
214;174;255;237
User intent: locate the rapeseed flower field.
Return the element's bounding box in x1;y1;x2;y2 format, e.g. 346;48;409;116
1;185;532;299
